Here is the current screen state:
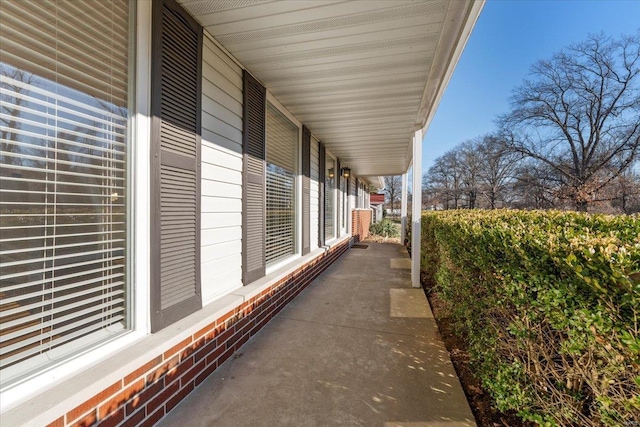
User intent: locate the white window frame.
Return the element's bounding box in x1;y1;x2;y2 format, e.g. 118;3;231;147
264;93;302;274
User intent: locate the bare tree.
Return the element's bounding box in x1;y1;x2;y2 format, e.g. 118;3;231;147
424;149;464;209
499;32;640;211
424;157;449;210
476;134;521;209
423;160;452;210
459;141;482;209
442;150;464;208
383;175;402;215
511;160;561;209
606;166;640;213
425;137;518;210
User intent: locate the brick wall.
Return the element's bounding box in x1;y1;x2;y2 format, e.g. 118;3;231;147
351;209;372;242
45;240;350;427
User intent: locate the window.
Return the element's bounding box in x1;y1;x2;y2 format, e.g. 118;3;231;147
0;0;133;385
301;126;311;256
265;104;298;265
324;156;335;240
341;173;347;234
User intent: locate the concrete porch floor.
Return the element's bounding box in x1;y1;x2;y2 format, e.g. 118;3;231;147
158;242;476;427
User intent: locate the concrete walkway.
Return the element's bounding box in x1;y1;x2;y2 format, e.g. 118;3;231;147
159;242;476;427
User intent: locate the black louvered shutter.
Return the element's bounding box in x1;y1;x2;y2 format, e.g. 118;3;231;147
301;126;311;255
318;143;326;247
150;0;203;332
242;71;266;284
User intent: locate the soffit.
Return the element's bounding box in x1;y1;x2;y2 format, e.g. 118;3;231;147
179;0;482;180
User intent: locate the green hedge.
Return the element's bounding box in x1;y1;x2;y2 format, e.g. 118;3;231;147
421;210;640;426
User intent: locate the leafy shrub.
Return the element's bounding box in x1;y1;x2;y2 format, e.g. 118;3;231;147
421;210;640;426
369;218;400;238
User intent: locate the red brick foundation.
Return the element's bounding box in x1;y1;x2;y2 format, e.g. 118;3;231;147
351;209;372;242
46;239;350;427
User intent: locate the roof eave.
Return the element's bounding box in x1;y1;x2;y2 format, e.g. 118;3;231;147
404;0;485;173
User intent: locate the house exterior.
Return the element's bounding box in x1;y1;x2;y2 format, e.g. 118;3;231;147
0;1;483;426
369;193;385;223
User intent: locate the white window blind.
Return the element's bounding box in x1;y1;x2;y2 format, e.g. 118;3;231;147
265;104;298;265
0;0;132;385
324;157;335;240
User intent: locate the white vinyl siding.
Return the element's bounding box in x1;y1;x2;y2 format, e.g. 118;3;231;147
310;136;319;251
0;0;132;385
200;35;243;305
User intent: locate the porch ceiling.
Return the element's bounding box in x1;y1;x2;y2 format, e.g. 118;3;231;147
179;0;483;184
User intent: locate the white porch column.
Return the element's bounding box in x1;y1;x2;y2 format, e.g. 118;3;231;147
400;170;408;244
411;129;423;288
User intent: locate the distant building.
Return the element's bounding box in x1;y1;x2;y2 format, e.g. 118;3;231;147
370;194;385;223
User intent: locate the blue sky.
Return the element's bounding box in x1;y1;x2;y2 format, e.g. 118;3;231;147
421;0;640;172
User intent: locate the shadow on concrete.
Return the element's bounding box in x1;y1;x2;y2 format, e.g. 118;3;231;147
158;242;476;427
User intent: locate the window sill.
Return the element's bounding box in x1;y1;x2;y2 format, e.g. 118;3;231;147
265;253;300;276
0;329;145;413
